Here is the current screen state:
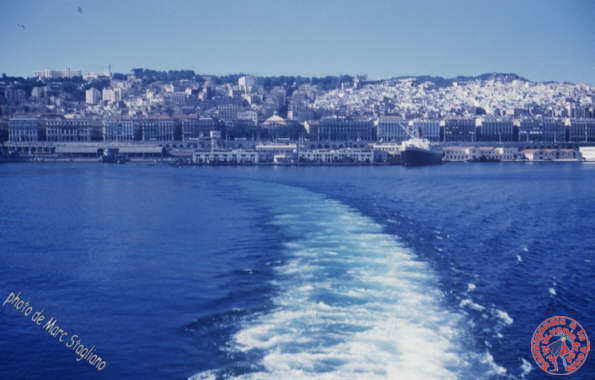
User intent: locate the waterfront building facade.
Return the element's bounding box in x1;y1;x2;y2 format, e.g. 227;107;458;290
140;119;175;141
181;117;218;140
477;119;515;142
312;117;376;141
443;146;469;161
8;117;41;142
45;118;102;142
377;117;410;141
103;119;136;141
298;148;374;163
192;149;259;164
568;119;595;142
0;119;8;143
579;147;595;161
519;118;566;143
521;149;580;161
444;119;477;142
181;118;199;140
412;120;441;141
370;143;402;163
498;147;520;161
255;143;296;162
464;146;519;161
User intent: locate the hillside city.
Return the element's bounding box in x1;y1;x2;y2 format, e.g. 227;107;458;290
1;68;594;164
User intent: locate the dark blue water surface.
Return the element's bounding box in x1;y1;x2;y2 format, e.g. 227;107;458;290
0;163;593;379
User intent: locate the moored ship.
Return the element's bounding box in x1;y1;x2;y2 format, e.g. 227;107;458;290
101;148;129;164
0;148;26;163
400;138;443;166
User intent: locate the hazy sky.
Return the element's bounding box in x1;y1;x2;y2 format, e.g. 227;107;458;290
1;0;593;83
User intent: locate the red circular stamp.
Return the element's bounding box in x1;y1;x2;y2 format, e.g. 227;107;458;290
531;315;590;375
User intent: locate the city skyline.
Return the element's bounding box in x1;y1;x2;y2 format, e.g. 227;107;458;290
1;0;594;84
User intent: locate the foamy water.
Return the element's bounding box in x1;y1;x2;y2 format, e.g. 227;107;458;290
191;185;505;379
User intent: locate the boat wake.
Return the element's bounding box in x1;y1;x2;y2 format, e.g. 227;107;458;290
190;183;505;379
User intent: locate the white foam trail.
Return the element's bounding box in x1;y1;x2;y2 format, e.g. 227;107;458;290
191;185;502;379
479;352;507;376
190;370;217;380
460;299;486;311
519;358;533;377
492;309;514;326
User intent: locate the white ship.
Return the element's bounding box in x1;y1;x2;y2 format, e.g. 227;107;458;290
579;147;595;161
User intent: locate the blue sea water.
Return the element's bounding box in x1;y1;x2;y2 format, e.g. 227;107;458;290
0;163;593;379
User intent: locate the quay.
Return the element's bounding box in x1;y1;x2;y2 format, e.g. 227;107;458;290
2;139;595;165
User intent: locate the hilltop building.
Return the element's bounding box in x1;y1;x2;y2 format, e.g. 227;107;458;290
86;88;101;104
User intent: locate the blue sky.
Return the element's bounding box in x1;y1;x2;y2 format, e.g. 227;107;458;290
1;0;593;83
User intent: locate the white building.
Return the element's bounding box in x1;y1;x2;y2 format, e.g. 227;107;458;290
371;143;402;162
31;86;46;98
579;147;595;161
238;76;256;93
102;88;122;103
273;152;298;164
371;143;401;154
83;71;111;80
8;117;39;142
237;110;258;125
443;146;519;161
443;147;469;161
192;149;259;164
85;88;101;104
255;143;296;162
521;149;580;161
62;68;82;78
298;148;374;163
34;68;81;79
464;147;518;161
496;147;519;161
35;69;62;79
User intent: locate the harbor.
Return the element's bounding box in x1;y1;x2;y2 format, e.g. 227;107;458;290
2;139;594;166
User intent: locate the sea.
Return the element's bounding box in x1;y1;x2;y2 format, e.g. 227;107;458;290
0;163;593;380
